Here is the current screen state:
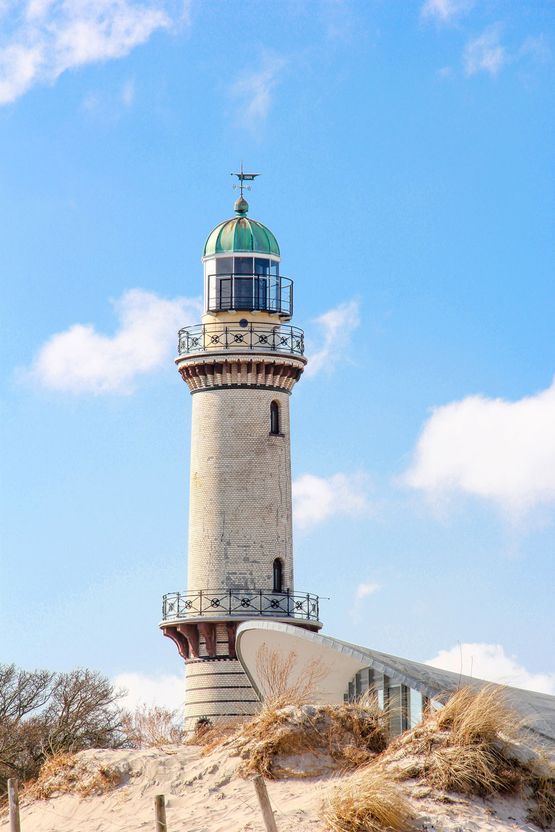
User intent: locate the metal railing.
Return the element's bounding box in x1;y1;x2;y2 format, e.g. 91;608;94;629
161;589;320;622
177;322;304;357
207;273;293;316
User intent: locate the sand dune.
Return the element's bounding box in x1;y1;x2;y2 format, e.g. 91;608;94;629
1;742;549;832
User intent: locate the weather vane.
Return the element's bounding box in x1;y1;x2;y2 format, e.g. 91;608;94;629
231;162;260;198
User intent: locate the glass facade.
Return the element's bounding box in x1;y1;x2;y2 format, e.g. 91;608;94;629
205;256;292;316
346;667;428;737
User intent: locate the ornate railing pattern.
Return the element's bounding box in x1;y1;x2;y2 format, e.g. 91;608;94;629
207;273;293;317
162;589;319;622
178;323;304;357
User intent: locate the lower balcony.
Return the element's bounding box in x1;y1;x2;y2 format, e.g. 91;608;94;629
161;589;322;662
161;588;320;625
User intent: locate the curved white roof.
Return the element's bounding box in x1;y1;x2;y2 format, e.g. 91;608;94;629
236;620;555;747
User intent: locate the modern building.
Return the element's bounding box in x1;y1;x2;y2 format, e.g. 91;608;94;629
236;621;555;748
160;173;322;730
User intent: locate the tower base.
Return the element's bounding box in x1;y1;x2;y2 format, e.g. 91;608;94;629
184;658;260;732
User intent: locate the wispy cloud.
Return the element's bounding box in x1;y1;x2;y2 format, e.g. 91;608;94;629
0;0;187;105
427;643;555;695
230;50;287;130
293;471;371;530
350;580;381;621
401;377;555;514
421;0;474;24
464;25;506;77
305;299;360;377
355;582;380;601
113;671;185;711
121;77;135;108
25;288;200;395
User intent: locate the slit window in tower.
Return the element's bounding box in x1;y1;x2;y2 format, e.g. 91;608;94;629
270;400;280;435
273;558;283;593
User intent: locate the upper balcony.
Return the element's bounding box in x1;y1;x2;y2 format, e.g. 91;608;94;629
178;321;304;358
207;272;293;318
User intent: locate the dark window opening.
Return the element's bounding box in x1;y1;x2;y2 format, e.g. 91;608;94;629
273;558;283;593
270;401;280;435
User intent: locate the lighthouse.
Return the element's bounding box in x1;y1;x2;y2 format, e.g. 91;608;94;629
161;171;322;730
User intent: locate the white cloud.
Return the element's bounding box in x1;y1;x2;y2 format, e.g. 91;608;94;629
293;471;371;530
305;299;360;377
26;288;200;394
0;0;186;105
114;671;185;711
401;377;555;513
421;0;474;23
426;643;555;695
355;582;381;601
230;51;286;129
464;25;506;77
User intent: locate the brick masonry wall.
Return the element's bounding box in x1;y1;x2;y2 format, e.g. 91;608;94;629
187;387;294;594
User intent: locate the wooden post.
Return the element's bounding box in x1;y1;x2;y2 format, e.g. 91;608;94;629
253;775;278;832
154;794;167;832
7;779;21;832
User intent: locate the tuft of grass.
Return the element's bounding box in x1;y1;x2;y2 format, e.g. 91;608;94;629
383;685;526;797
527;766;555;830
29;753;123;799
322;765;414;832
421;743;519;796
232;700;388;779
435;685;520;746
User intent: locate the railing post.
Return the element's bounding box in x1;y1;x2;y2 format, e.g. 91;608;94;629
249;323;253;349
228;589;232;615
286;588;291;616
199;590;203;616
259;589;263;614
225;325;229;349
306;593;310;620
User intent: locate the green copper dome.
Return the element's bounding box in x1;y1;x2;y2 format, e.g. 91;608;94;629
203;215;280;258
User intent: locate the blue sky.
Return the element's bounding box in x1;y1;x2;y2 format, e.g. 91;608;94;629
1;0;554;707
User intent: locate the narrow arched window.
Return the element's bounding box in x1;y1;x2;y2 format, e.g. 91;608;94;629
270;401;280;435
273;558;283;593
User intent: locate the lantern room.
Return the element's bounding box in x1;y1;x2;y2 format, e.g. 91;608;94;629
202;196;293;320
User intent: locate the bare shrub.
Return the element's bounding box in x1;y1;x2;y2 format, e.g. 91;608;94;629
121;705;186;748
322;765;414;832
255;645;328;709
0;664;126;797
193;718;244;752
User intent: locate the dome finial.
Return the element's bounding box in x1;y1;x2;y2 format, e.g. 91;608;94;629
234;195;249;215
231;162;260;214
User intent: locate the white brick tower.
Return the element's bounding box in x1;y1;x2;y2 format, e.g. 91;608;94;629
161;172;322;730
